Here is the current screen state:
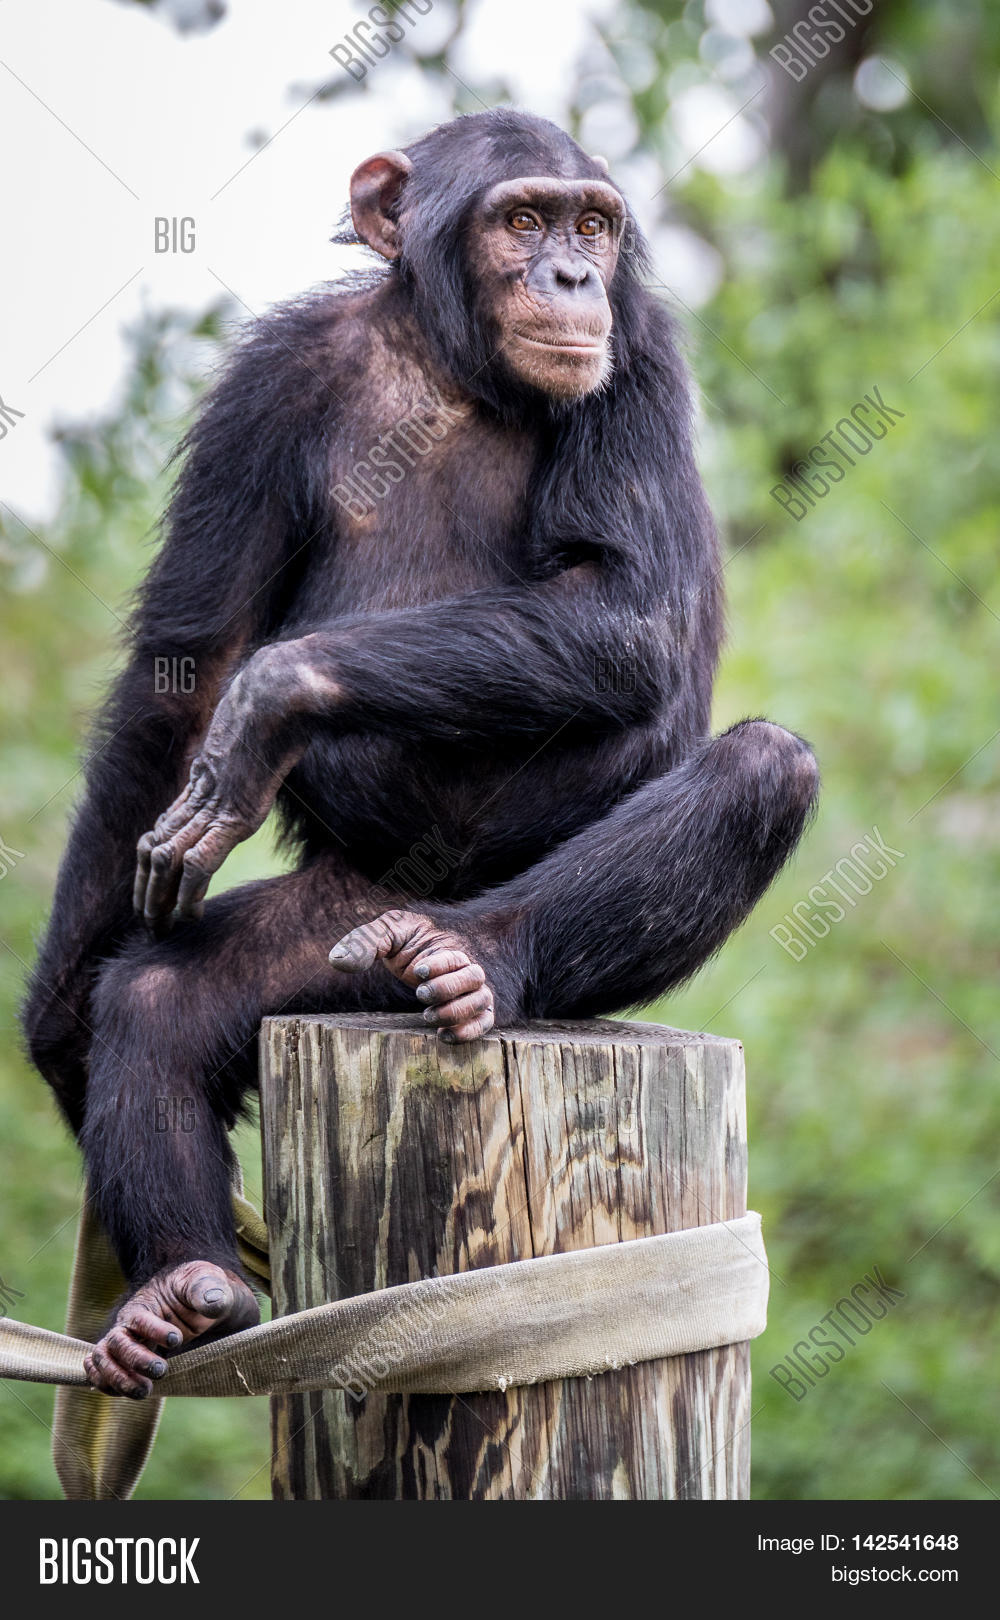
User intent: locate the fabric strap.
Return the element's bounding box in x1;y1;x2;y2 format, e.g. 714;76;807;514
1;1201;768;1499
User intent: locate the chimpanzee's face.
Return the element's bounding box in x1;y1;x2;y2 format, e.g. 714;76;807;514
469;178;625;400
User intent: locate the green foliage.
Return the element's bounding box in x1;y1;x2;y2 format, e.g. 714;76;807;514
641;97;1000;1502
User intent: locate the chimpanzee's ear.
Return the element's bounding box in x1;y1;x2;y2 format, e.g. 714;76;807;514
349;151;413;260
590;155;610;175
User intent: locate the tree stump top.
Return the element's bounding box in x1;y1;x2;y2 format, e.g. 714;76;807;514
262;1011;741;1050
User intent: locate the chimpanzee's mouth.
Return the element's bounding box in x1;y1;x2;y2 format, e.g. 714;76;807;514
515;333;606;356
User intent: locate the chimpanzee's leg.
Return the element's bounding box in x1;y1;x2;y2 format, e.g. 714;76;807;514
512;719;819;1017
80;854;415;1396
333;720;819;1026
86;719;816;1394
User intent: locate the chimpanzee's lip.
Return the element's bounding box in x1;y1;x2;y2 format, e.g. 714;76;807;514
514;332;606;356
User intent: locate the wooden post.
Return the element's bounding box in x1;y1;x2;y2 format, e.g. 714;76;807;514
260;1012;752;1500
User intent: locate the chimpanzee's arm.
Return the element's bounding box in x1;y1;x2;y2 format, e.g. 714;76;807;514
290;570;672;739
24;315;332;1060
132;544;714;927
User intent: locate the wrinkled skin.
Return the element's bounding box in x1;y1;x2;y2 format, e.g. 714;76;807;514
329;908;496;1042
84;1263;259;1400
133;652;307;931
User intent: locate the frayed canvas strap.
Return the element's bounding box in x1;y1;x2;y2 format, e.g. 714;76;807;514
1;1212;768;1400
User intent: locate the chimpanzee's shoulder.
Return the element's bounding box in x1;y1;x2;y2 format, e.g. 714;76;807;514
212;279;386;420
258;280;383;349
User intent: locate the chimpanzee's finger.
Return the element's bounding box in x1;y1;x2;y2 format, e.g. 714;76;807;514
409;947;471;983
414;963;486;1006
439;1008;495;1044
142;834;193;927
152;780;204;844
133;831;155;916
134;790;195;917
422;988;493;1029
174;821;242;919
143;842;183;931
143;810;216;927
106;1328;168;1381
328;916;396;972
176;851;214;920
84;1347;152;1400
118;1304;183;1350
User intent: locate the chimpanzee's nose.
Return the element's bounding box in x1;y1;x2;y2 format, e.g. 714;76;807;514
552;257;591;288
529;254;599;299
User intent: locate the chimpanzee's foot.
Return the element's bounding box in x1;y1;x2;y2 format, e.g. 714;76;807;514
329;908;497;1042
83;1261;259;1398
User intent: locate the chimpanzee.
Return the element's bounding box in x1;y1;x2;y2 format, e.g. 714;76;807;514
23;109;818;1396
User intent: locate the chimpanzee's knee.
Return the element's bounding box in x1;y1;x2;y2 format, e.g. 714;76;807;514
21;980;67;1074
716;718;820;829
90;946;227;1092
21;972;92;1131
89;939;257;1132
92;949;184;1032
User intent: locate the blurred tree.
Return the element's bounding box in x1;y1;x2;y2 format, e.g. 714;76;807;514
114;0;227;32
622;0;1000;187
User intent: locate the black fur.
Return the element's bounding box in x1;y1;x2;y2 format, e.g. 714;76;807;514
23;110;817;1288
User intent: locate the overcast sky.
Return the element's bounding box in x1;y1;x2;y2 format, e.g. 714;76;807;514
0;0;768;519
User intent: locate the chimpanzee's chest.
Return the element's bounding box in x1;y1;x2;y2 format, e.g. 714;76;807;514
316;402;537;616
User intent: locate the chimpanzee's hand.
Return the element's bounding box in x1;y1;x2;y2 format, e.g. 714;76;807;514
133;747;271;933
133;659;305;931
132;768;261;933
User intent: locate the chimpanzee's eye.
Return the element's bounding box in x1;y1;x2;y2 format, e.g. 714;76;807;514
509;211;540;232
577;215;606;238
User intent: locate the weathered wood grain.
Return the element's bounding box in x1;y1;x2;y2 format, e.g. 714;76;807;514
260;1013;752;1499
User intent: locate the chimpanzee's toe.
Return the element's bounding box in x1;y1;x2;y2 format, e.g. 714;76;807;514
329;910;497;1042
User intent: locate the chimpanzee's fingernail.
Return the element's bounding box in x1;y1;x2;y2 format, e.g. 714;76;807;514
329;945;349;961
422;1007;437;1023
166;1330;182;1347
440;1030;456;1044
415;984;432;1002
149;1360;167;1379
415;963;432;981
